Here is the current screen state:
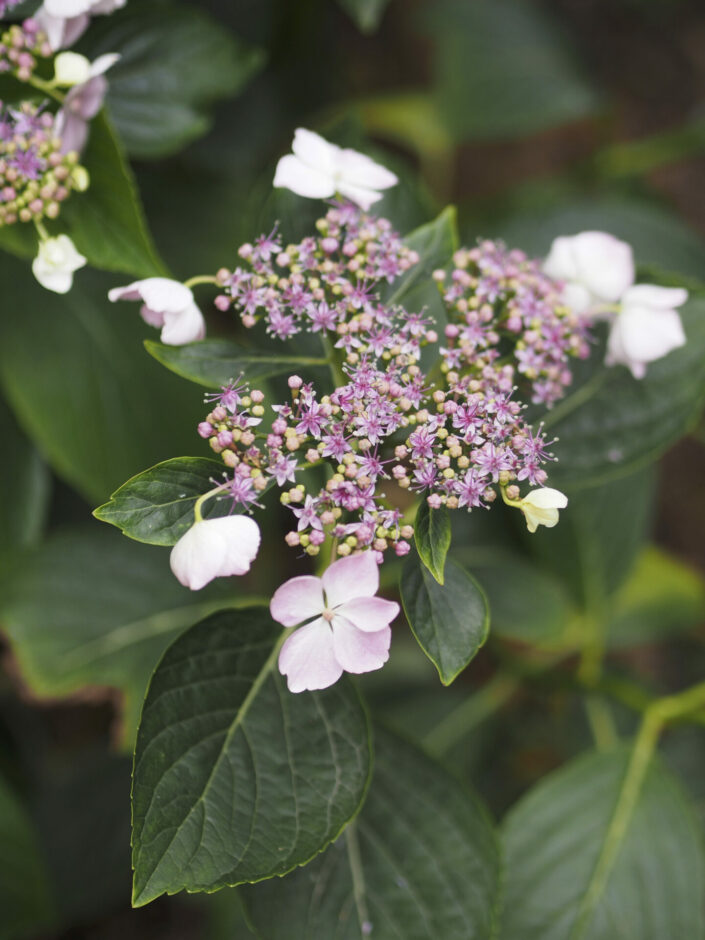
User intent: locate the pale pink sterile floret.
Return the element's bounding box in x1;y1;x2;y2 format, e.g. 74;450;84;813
37;0;126;49
108;277;206;345
605;284;688;379
270;551;400;693
55;53;120;153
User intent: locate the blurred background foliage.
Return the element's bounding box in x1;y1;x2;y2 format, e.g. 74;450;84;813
1;0;705;936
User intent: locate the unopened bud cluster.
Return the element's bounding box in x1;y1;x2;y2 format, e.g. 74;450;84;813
0;101;85;226
0;19;51;83
436;241;591;406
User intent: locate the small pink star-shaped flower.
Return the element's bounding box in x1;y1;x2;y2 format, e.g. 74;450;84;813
270;552;399;693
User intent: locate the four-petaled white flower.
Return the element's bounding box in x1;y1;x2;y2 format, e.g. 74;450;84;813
270;551;400;693
170;515;261;591
55;53;120;154
543;231;635;316
32;234;87;293
605;285;688;379
518;487;568;534
108;277;206;345
274;128;398;211
36;0;126;50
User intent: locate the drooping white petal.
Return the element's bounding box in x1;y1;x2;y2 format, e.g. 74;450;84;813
322;551;379;608
336;148;398;191
278;618;343;693
44;0;94;16
108;281;146;303
213;515;261;576
169;516;260;590
89;0;126;12
543;236;579;282
136;278;195;314
291;127;339;176
519;487;568;534
620;284;689;310
139;305;165;328
89;52;121;78
160;302;206;345
571;231;635;303
561;281;595;317
334;596;400;633
607;307;685;374
270;575;325;628
273;154;335;200
332;621;391;675
336;180;384;211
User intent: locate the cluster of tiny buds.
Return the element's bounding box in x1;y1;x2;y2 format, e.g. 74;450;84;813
0;19;51;82
0;102;86;226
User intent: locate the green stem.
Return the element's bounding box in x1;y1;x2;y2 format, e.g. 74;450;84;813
345;823;370;936
27;75;64;104
33;218;50;242
193;483;229;522
583;694;619;752
184;275;218;289
423;674;519;756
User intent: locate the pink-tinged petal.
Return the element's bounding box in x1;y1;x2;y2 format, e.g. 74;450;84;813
140;304;165;328
543;236;578;282
278;618;342;693
273;154;335;199
70;74;108;122
336;180;383;211
211;515;261;576
169;521;227;591
572;231;634;303
332;621;391;675
621;284;689;310
108;281;144;303
270;575;324;627
55;110;88;154
291;128;338;176
160;303;206;345
138;278;195;315
322;551;379;607
89;53;120;79
336;148;398;191
334;596;400;633
45;0;93;15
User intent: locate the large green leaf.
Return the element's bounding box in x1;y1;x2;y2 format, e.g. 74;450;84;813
414;501;452;584
62;112;165;277
400;556;490;684
540;298;705;488
0;774;56;940
0;262;206;503
84;1;264;159
426;0;598;142
0;396;49;560
336;0;390;32
500;749;705;939
0;527;242;748
94;457;233;546
243;728;501;940
132;607;371;906
145;339;329;389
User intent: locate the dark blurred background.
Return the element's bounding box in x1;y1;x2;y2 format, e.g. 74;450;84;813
1;0;704;936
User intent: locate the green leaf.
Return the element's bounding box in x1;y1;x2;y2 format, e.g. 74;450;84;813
63;112;166;278
500;749;705;939
400;556;490;684
426;0;599;142
607;547;705;648
0;773;56;939
84;1;264;159
243;727;501;940
0;262;207;503
94;457;234;546
0;527;242;748
528;467;654;610
132;607;371;906
414;500;452;584
145;339;329;389
0;395;49;559
336;0;390;33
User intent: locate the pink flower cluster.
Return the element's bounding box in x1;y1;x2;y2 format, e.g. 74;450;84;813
0;19;51;82
0;100;83;226
436;242;591;406
196;203;589;561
